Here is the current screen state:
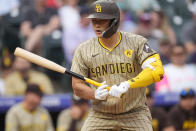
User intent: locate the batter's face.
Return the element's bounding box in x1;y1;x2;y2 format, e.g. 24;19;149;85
91;18;110;37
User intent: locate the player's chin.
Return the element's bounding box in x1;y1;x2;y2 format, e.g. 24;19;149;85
96;34;103;38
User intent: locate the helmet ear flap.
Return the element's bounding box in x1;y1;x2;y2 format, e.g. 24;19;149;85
102;18;120;38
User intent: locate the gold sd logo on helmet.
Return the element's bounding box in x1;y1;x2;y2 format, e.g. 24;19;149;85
96;4;101;13
124;49;133;58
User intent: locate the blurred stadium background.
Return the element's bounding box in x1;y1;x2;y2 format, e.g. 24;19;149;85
0;0;196;131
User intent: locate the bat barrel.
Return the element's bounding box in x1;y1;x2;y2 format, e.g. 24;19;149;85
14;47;66;74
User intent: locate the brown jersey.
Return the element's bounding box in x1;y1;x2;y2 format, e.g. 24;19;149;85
151;107;169;131
168;104;196;130
71;32;156;114
57;108;87;131
5;102;54;131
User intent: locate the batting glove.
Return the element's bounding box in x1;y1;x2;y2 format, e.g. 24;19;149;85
94;81;109;100
109;81;130;98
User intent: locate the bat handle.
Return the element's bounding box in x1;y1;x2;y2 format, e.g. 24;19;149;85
65;70;110;90
85;78;110;91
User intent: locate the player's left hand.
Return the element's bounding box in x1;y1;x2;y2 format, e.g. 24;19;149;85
95;81;109;100
109;81;130;98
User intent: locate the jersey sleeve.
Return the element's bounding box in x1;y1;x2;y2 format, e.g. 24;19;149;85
71;45;89;77
5;108;18;131
136;36;157;65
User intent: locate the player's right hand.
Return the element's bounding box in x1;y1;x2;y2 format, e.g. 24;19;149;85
94;81;109;100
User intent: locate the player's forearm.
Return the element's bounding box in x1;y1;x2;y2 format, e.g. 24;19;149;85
72;77;95;100
128;54;164;88
128;68;154;88
44;16;60;35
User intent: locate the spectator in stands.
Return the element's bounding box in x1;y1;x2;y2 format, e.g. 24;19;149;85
188;51;196;64
156;44;196;93
4;57;53;96
20;0;60;54
0;0;19;16
134;12;152;37
168;88;196;130
118;9;136;33
58;0;80;31
57;95;89;131
181;1;196;55
46;0;59;8
5;84;54;131
61;5;94;68
146;88;175;131
158;38;171;65
150;10;176;45
19;0;34;15
117;0;160;14
134;12;160;51
0;51;14;96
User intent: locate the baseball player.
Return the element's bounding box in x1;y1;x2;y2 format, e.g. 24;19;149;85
57;95;89;131
168;88;196;130
71;0;164;130
5;84;54;131
146;88;173;131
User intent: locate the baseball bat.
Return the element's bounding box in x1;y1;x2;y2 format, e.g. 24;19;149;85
14;47;110;90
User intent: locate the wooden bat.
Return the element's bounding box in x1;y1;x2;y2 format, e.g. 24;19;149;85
14;47;110;90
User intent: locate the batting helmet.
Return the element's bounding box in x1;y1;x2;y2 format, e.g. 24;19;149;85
87;0;120;38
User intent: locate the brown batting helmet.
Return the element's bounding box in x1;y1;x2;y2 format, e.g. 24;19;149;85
87;0;120;38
